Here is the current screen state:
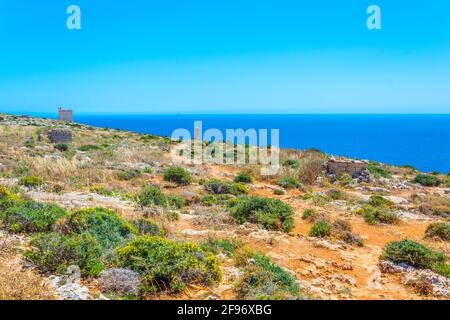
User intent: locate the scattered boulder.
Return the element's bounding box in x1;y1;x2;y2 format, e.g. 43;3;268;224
48;265;91;300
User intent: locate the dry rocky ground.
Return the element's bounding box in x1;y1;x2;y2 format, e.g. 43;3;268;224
0;113;449;300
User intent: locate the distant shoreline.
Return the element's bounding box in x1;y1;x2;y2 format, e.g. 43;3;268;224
2;112;450;173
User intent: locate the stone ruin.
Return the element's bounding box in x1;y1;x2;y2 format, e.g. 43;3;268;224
47;129;72;143
327;159;371;183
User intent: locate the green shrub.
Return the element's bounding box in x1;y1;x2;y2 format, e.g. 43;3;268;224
24;232;103;277
167;194;186;209
358;205;399;225
234;172;253;184
131;218;164;237
200;194;233;206
368;195;394;208
0;200;66;233
309;221;332;238
338;173;353;185
63;207;135;250
282;159;300;169
0;187;21;212
164;209;180;221
368;163;392;179
200;238;242;257
114;236;221;293
78;145;101;152
274;189;285;195
163;167;192;186
236;252;301;300
380;240;446;269
203;179;248;196
302;209;317;221
200;194;218;206
89;186;114;197
326;189;343;200
228;196;294;232
229;183;249;196
425;222;450;241
414;174;441;187
117;169;142;181
276;177;300;189
432;263;450;278
136;185;167;208
18;176;45;188
54;143;69;152
24;139;35;148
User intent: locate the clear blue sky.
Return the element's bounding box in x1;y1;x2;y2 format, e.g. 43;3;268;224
0;0;449;114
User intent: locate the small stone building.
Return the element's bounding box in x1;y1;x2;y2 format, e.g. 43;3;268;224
327;159;371;182
47;129;72;143
58;107;73;122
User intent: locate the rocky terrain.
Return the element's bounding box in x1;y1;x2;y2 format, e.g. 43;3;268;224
0;113;449;300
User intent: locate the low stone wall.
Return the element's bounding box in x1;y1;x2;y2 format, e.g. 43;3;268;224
47;129;72;143
327;160;371;182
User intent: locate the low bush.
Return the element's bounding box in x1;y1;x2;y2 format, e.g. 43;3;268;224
308;221;332;238
331;220;363;246
425;222;450;241
380;240;446;270
228;196;294;232
163;167;192;186
200;194;233;206
0;200;66;233
54;143;69;152
368;195;394;208
358;205;399;225
368;163;392;179
236;251;302;300
338;173;353;186
114;236;221;293
414;174;441;187
273;189;285;195
200;238;242;257
326;189;344;200
78;145;101;152
0;187;21;212
25;232;103;277
301;208;317;221
98;268;141;296
131;218;164;237
234;172;253;184
282;159;300;169
136;185;167;208
167;194;186;209
117;169;142;181
203;179;248;196
276;177;300;189
18;176;45;188
432;263;450;278
63;208;135;250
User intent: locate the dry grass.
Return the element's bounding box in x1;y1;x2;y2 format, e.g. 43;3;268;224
0;233;54;300
115;145;166;164
276;150;326;185
0;262;55;300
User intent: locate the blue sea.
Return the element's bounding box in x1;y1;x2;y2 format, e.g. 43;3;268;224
11;113;450;173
